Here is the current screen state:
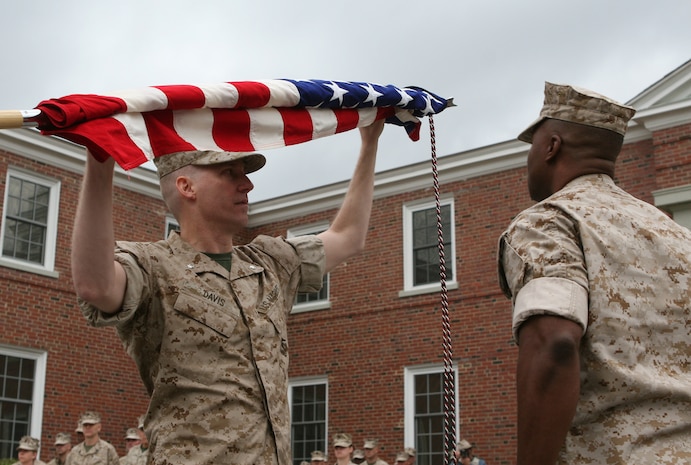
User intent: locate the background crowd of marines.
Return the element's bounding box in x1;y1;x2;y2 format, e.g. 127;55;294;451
11;411;147;465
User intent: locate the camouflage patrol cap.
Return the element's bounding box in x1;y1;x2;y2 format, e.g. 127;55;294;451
352;449;365;460
138;414;145;429
395;451;409;462
363;438;379;449
333;433;353;447
518;81;636;143
457;439;472;450
154;150;266;178
80;411;101;424
75;420;83;434
125;428;140;440
310;450;327;461
54;432;71;445
404;447;416;457
17;436;39;451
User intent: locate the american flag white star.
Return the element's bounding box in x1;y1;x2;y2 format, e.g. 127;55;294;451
324;81;349;107
422;93;436;115
395;88;414;107
360;83;384;106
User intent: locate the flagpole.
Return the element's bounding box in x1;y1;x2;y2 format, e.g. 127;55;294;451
0;110;40;129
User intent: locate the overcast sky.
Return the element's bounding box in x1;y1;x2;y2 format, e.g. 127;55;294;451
1;0;689;201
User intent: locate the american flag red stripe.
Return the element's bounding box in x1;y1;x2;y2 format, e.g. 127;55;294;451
212;109;254;152
35;79;452;170
279;108;313;146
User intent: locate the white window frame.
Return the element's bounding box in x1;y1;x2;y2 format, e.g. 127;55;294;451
288;376;329;463
288;222;331;313
653;183;691;230
165;216;180;238
401;198;458;297
403;363;460;461
0;345;48;459
0;168;61;278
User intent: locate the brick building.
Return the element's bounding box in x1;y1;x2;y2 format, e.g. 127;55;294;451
1;59;689;464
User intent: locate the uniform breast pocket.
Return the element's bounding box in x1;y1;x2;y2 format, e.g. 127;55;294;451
173;290;238;338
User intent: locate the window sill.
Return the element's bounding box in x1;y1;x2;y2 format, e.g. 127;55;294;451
291;300;331;314
398;281;459;298
0;258;59;279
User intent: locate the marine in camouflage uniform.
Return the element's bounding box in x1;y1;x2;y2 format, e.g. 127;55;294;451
362;439;389;465
119;444;148;465
332;433;357;465
65;412;119;465
13;436;47;465
119;418;148;465
46;432;71;465
72;122;384;465
84;232;323;464
64;439;119;465
498;82;691;464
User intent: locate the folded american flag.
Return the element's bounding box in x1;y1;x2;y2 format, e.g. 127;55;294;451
34;79;452;171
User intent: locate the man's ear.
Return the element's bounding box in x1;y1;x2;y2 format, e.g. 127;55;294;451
175;175;196;200
545;134;562;163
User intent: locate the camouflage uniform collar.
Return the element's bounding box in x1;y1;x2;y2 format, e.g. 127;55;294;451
165;230;263;279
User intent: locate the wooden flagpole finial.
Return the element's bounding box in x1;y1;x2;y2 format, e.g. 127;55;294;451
0;110;40;129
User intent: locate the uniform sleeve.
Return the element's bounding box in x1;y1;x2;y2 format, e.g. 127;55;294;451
498;206;589;343
512;276;588;341
286;235;326;293
108;444;120;465
79;241;151;327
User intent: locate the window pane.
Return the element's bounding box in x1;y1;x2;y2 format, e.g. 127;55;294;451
19;379;33;402
413;371;454;465
3;175;51;265
411;204;453;286
3;223;17;257
19;199;35;220
7;177;21;197
291;383;327;465
6;197;19;216
15;403;30;422
19;360;33;380
5;358;20;378
0;354;35;456
4;379;18;399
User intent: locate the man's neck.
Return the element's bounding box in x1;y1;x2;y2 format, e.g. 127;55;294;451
179;225;235;254
84;436;99;447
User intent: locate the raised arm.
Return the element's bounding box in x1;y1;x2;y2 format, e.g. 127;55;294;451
71;152;127;313
318;119;385;272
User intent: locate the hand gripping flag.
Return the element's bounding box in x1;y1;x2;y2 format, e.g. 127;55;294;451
30;79;453;170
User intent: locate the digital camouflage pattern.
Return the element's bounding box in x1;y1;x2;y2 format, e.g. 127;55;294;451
17;436;40;451
65;439;119;465
54;433;71;446
81;231;325;465
119;445;148;465
498;174;691;463
518;81;636;143
153;150;266;178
